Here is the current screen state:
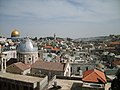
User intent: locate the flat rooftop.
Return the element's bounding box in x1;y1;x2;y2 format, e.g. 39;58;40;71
48;79;83;90
0;72;43;83
48;79;110;90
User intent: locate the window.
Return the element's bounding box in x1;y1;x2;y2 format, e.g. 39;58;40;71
77;67;81;72
86;67;88;71
24;86;28;90
3;60;5;69
8;83;11;90
12;84;15;89
13;53;16;58
30;87;33;90
16;84;19;90
4;82;7;87
71;67;72;72
0;82;1;89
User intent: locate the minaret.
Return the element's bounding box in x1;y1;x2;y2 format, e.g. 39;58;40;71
54;33;56;41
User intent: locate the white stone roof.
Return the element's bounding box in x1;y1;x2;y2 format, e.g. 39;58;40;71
0;72;42;83
17;38;38;52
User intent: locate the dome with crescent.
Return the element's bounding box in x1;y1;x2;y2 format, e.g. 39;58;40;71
11;29;20;37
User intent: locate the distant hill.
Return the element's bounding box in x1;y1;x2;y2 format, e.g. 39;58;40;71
74;36;110;42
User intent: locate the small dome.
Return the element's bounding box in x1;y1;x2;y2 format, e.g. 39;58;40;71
11;29;20;37
17;38;38;52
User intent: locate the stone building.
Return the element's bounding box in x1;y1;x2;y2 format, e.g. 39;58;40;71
0;53;7;73
17;37;38;64
31;60;71;79
82;69;107;90
2;50;17;62
6;62;30;75
0;72;48;90
70;63;96;76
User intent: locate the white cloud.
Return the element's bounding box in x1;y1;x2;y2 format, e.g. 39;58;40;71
0;0;120;38
0;0;120;22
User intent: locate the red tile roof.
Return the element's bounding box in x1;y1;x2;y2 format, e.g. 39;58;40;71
112;60;120;65
0;45;4;48
44;45;53;49
6;62;30;74
105;47;115;50
52;47;60;51
110;42;120;45
31;60;66;72
82;69;107;84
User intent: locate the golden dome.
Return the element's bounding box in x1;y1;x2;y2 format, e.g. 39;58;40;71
11;29;20;37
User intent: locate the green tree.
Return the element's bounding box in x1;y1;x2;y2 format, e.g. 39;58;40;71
111;69;120;90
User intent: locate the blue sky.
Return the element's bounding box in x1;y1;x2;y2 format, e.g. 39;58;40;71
0;0;120;38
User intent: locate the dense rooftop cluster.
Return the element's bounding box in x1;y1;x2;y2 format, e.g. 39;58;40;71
0;33;120;90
